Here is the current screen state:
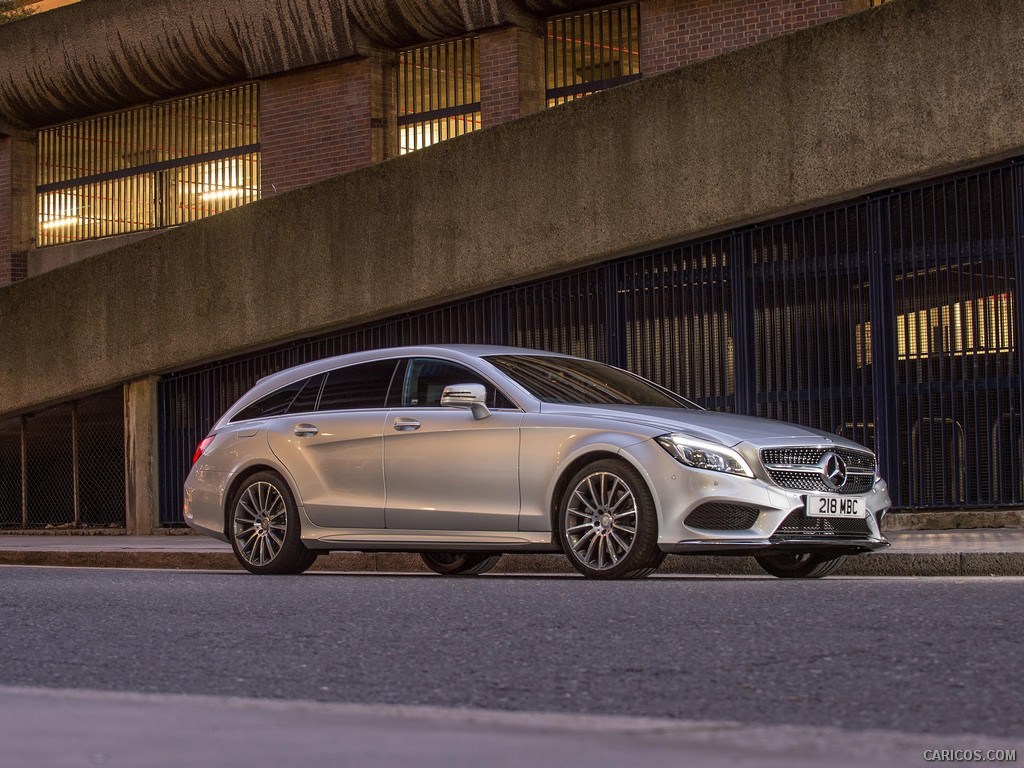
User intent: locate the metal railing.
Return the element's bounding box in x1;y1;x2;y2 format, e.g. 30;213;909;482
157;159;1023;524
37;83;260;246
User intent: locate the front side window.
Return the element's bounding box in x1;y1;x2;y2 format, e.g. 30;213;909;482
487;355;695;408
399;358;515;409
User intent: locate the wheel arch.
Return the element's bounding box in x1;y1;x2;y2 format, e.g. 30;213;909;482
221;463;296;538
548;449;654;542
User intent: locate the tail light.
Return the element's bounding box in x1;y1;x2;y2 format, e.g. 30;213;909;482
192;436;215;465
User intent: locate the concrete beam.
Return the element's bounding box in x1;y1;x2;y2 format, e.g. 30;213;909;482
0;0;584;129
0;0;1022;415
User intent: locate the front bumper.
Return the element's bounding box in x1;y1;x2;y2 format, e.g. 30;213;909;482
661;535;889;556
623;439;892;557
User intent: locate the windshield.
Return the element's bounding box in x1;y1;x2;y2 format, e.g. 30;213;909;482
486;355;697;408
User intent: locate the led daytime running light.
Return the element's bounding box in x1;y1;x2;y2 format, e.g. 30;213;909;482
656;434;753;477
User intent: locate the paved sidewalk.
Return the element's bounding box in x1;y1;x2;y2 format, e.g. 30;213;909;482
1;529;1023;575
8;685;1019;768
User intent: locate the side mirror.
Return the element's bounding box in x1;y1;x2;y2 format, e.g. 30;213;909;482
441;383;491;420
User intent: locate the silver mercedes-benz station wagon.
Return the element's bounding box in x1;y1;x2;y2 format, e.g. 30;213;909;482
184;345;890;579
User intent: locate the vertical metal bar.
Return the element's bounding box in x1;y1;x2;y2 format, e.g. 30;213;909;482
1011;163;1024;504
626;4;635;75
731;232;757;415
72;401;79;526
20;416;27;529
869;195;900;505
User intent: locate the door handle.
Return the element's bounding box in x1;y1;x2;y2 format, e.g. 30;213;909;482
392;418;421;432
294;423;318;437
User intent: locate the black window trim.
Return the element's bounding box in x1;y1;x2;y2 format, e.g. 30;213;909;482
314;357;404;414
394;356;523;411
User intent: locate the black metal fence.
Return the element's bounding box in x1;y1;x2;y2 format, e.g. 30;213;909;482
157;160;1023;525
0;388;126;528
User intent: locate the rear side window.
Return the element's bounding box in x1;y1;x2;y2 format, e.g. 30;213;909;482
230;378;308;422
286;372;326;414
317;359;398;411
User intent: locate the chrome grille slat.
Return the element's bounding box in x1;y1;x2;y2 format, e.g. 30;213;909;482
760;446;876;495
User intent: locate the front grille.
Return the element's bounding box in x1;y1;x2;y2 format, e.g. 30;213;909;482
760;446;875;495
772;509;872;538
685;503;760;531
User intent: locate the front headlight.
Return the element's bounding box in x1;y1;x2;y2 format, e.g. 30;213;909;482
656;434;754;478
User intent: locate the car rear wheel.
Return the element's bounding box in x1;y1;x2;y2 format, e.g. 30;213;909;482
559;459;664;579
229;472;317;575
420;552;501;575
754;552;847;579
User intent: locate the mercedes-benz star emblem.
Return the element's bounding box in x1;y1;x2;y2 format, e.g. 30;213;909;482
821;452;848;489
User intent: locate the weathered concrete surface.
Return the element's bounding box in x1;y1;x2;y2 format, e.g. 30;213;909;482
1;0;1023;415
0;0;568;129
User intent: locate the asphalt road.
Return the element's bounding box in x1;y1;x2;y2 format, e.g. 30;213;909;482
2;566;1022;740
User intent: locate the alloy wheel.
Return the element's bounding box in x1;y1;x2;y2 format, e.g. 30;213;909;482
564;471;639;571
232;481;288;567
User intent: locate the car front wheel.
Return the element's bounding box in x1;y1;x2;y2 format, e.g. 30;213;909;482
559;459;664;579
754;552;847;579
228;471;317;575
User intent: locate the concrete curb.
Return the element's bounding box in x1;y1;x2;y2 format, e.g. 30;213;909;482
2;550;1022;577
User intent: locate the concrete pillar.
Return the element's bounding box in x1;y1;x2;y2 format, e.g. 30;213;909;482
0;133;34;286
479;23;546;129
260;54;396;198
124;377;160;534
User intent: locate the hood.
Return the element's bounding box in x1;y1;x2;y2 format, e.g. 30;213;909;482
537;403;869;451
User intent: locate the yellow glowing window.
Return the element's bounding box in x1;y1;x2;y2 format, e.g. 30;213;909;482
36;83;260;246
398;37;480;155
546;3;641;107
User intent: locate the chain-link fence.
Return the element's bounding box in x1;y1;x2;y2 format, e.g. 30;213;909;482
0;388;125;529
0;418;21;527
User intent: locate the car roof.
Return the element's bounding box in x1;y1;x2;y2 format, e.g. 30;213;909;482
218;344;579;423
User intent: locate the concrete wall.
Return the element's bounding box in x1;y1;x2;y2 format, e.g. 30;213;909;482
1;0;1022;417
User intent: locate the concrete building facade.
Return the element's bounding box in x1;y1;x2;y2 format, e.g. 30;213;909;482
1;0;1021;532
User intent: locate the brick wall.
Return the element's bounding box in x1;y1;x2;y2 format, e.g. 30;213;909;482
480;25;546;128
261;56;396;197
0;135;33;287
640;0;848;76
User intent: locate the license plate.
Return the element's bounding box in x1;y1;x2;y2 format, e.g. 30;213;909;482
805;494;867;519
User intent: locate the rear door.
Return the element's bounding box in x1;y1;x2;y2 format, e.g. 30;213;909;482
266;359;399;529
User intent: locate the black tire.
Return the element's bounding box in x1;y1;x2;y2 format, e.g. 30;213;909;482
228;471;317;575
558;459;665;579
754;552;847;579
420;552;501;575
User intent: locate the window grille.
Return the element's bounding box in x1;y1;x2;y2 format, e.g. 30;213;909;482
546;3;641;107
398;37;481;154
36;83;260;246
